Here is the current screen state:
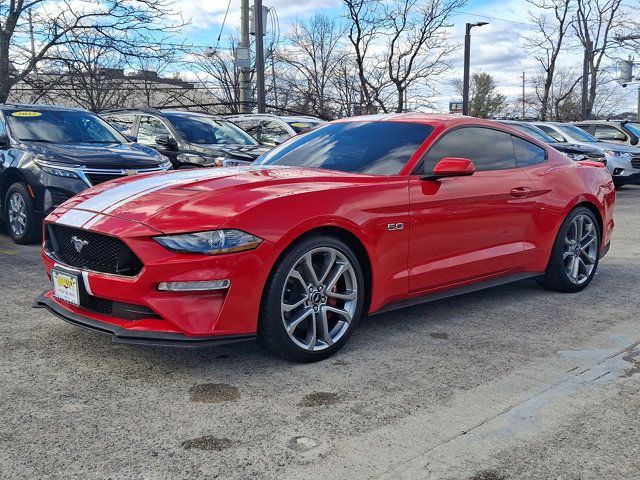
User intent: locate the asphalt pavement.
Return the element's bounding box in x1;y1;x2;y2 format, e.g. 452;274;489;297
1;187;639;479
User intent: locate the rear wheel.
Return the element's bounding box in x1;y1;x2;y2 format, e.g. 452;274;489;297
4;183;40;244
258;235;365;362
541;207;600;293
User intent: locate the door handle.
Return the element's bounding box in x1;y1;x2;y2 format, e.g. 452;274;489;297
510;187;532;198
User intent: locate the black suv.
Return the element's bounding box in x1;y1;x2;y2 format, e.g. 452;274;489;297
101;108;269;169
0;104;171;244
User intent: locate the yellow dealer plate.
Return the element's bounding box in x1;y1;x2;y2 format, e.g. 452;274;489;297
52;270;80;306
11;111;42;117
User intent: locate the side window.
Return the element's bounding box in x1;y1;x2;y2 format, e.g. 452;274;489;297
512;136;546;167
257;120;290;145
234;119;261;136
421;127;516;173
537;125;565;142
137;116;172;145
105;114;136;136
594;125;627;142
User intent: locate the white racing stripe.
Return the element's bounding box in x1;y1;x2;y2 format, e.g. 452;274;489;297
74;166;273;214
57;209;99;228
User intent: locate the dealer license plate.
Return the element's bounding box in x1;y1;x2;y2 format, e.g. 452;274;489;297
52;270;80;306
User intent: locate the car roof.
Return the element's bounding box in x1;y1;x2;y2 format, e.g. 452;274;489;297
0;103;88;113
101;107;226;121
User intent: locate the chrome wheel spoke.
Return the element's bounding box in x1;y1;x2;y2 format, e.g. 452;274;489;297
324;305;353;324
286;307;313;335
302;253;320;286
317;308;333;346
327;289;358;301
563;213;598;285
318;251;336;284
282;296;307;313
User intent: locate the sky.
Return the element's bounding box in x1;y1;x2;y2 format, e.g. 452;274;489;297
171;0;638;114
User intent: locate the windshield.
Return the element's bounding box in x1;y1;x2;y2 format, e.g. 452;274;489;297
5;109;125;144
256;121;433;175
625;122;640;137
557;124;599;143
287;120;321;133
164;113;257;146
510;123;556;143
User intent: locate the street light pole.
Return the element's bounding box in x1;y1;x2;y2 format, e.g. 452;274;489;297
239;0;251;114
462;22;488;116
581;40;592;120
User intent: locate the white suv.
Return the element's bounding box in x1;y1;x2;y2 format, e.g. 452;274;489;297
226;114;324;146
533;121;640;188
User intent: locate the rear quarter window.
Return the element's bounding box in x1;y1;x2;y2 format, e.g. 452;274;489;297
512;136;546;167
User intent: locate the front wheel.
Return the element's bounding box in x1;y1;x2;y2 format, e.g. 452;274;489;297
540;207;601;293
258;236;365;362
4;183;41;244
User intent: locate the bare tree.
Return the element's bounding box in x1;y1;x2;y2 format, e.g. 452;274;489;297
279;14;346;119
383;0;464;113
0;0;184;103
573;0;630;117
525;0;574;120
342;0;389;113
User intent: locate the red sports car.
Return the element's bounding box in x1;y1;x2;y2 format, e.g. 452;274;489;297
37;115;615;362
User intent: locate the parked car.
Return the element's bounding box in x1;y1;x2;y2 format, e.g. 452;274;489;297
0;104;171;244
101;108;269;169
497;120;606;164
37;114;614;362
573;120;640;147
226;113;324;146
532;121;640;187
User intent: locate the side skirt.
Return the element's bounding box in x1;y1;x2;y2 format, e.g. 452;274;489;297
371;272;542;316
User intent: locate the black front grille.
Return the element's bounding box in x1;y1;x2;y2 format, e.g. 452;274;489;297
47;225;143;276
85;173;123;185
631;156;640;169
83;295;114;315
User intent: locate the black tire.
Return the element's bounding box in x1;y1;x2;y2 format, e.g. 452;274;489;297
258;235;365;362
540;206;601;293
3;183;41;245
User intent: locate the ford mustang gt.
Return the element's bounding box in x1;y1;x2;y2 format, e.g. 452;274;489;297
36;114;616;362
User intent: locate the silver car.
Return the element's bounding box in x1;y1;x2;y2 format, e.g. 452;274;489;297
533;121;640;188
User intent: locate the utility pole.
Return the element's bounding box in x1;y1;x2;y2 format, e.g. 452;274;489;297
239;0;251;113
28;10;37;73
462;22;488;116
521;72;526;119
581;40;592;120
254;0;266;113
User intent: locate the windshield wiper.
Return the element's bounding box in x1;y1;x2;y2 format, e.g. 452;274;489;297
20;139;55;143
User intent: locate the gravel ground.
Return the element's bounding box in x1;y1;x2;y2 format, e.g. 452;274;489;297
1;186;639;480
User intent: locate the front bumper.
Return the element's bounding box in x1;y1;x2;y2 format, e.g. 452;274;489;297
40;209;278;340
34;292;255;347
612;172;640;186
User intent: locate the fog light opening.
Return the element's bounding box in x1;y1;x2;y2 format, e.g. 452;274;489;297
157;280;231;292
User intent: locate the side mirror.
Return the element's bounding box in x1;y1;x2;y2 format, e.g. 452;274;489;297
0;132;9;149
422;157;475;181
272;135;290;145
630;136;639;146
124;134;137;143
155;135;178;149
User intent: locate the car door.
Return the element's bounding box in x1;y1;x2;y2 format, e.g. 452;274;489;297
408;126;538;293
136;115;179;161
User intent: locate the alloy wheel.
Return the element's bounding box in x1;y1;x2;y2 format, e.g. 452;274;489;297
281;247;359;351
563;213;598;285
7;192;27;238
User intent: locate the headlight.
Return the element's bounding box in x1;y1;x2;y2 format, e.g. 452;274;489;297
154;229;263;255
565;152;586;161
214;156;250;167
159;156;172;170
177;153;207;164
34;159;80;179
603;149;627;157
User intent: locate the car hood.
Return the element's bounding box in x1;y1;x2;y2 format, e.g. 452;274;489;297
190;143;270;161
550;142;604;156
21;141;164;168
593;142;640;154
57;165;376;234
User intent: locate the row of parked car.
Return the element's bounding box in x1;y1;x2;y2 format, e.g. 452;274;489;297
0;101;638;245
0;104;323;243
